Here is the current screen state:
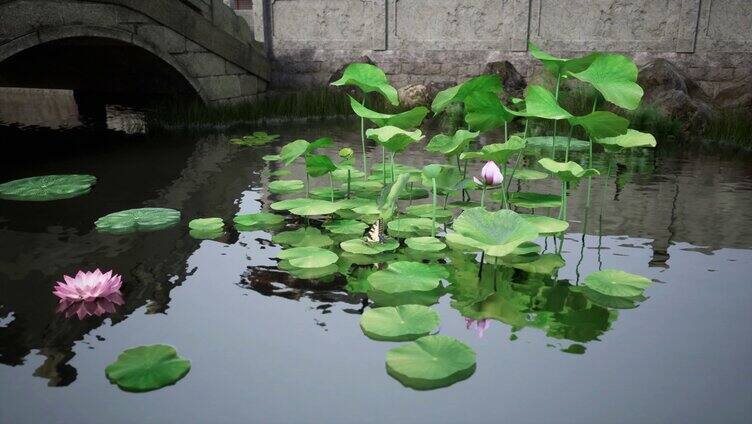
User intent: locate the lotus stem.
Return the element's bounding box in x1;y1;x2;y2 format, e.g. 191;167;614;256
493;256;499;291
382;146;386;185
551;73;562;158
329;173;334;202
478;251;485;277
504;122;508;142
361;94;368;180
480;186;486;207
306;174;310;198
346;169;351;198
565;125;574;162
409;182;414;205
500;163;509;209
431;177;437;237
523;119;529;139
505;151;523;194
390;152;396;183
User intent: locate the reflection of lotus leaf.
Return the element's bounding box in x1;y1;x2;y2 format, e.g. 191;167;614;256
0;174;96;201
505;192;562;209
386;335;476;390
95;208;181;234
525;136;590;152
105;345;191;392
360;305;440;341
446;208;539;257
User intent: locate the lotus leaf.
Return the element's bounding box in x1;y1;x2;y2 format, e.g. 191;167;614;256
348;96;428;129
188;217;224;232
431;74;502;114
277;246;338;268
305;154;337;177
463;91;513;131
360;305;440;342
529;42;598;75
0;174;96;201
268;179;305;194
386;335;476;390
331;63;398;105
521;215;569;235
105;345;191;392
233;212;285;229
340;238;399;255
567;111;629;139
387;218;434;237
538;158;600;182
366;126;424;153
95;208;181;233
569;54;643;110
272;227;333;247
368;261;448;293
426;130;479;156
596;129;657;152
460;136;526;163
405;236;446;252
513;169;548;180
446;208;539;257
525;136;590;151
584;269;652;297
230;131;279;146
323;219;368;235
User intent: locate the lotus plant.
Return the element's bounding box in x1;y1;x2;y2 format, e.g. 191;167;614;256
465;318;491;338
473;161;503;207
53;269;124;319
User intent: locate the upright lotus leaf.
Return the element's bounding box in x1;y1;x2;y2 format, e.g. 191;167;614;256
464;91;514;131
305;154;337;177
279;139;310;166
348;96;428;129
233;212;285;230
529;42;599;75
386;335;476;390
360;305;440;341
596;129;657;152
567;111;629;139
584;269;652;297
272;227;333;248
426;130;479;157
368;261;449;294
95;208;181;233
525;136;590;151
268;179;305;194
188;217;224;232
277;246;338;269
0;174;96;201
520;214;569;235
511;85;573;120
305;137;333;154
105;345;191;392
569;54;644;110
460;136;526;164
366;126;424;153
230;131;279;147
446;208;539;257
538;158;600;182
431;74;502;114
378;173;410;220
323;219;368;235
331;63;398;105
421;164;463;193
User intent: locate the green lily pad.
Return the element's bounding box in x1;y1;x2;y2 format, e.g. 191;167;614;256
95;208;181;234
233;212;285;230
105;345;191;392
269;180;305;194
511;85;572;120
331;63;398;105
332;167;366;181
529;42;598;75
309;187;348;200
386;335;476;390
272;198;341;216
512;169;548;180
188;217;224;232
278;260;339;279
368;287;444;307
405;204;454;221
323;219;368;235
405;236;446;252
347;180;384;193
189;229;224;240
506;253;565;274
277;246;338;268
398;187;430;200
538;158;600;182
366;126;424;153
272;227;333;247
368;261;448;294
387;218;434;237
340;238;399;255
596;129;657;152
506;192;563;209
525;136;590;151
305;154;337;177
0;174;96;201
360;305;440;342
446;208;539;257
230;131;279;146
426;130;479;157
521;214;569;235
584;269;652;297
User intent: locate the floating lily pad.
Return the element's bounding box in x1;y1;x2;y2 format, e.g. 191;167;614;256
507;253;565;274
230;131;279;146
278;260;339;279
368;261;448;294
272;227;332;247
512;169;548;181
387;218;434;237
521;215;569;235
405;204;455;221
584;269;652;297
95;208;181;234
277;246;338;268
188;217;224;232
105;345;191;392
309;187;347;200
360;305;440;342
269;180;305;194
446;208;539;257
0;174;96;201
340;238;399;255
405;236;446;252
233;212;285;230
273;198;341;216
386;335;476;390
189;229;224;240
323;219;368;235
506;192;563;209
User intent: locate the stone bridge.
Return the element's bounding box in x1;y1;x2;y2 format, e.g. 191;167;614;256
0;0;270;104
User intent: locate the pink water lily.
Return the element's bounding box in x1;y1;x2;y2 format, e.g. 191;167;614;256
53;269;123;302
473;161;503;187
465;318;491;338
56;293;124;320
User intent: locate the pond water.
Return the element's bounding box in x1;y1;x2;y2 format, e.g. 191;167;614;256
1;116;751;423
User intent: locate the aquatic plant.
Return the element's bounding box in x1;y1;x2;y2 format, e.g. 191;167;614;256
105;345;191;392
0;174;96;201
230;131;279;147
95;208;181;234
472;161;503;207
386;335;476;390
53;269;123;303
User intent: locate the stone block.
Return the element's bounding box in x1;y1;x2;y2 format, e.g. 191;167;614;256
705;67;735;82
240;74;259;95
198;75;241;100
137;25;185;53
175;52;226;77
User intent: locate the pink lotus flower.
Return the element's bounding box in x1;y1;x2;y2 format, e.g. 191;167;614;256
53;269;123;302
473;161;503;187
56;293;124;320
465;318;491;338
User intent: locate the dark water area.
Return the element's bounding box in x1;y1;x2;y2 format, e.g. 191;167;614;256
1;102;752;423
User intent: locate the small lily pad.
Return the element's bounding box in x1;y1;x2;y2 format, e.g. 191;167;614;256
506;192;563;209
188;217;224;232
230;131;279;146
272;227;332;247
387;218;434;237
277;246;338;268
269;180;305;194
360;305;440;341
0;174;96;201
405;236;446;252
233;212;285;230
584;269;652;297
405;204;455;221
512;169;548;181
368;261;448;294
95;208;181;234
386;335;476;390
105;344;191;392
340;239;399;255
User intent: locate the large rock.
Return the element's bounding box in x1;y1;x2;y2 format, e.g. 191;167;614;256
638;59;717;134
397;84;429;108
484;61;526;100
714;75;752;110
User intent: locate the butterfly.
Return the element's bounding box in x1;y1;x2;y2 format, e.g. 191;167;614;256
364;219;386;244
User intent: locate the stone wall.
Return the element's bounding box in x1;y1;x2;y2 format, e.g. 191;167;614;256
251;0;752;102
